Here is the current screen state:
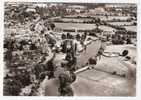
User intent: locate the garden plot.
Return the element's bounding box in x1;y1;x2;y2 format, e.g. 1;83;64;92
108;22;133;26
55;23;96;30
61;18;92;22
124;26;137;32
99;25;116;34
104;16;130;21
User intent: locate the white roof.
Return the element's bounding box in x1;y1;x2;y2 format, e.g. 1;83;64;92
26;8;36;12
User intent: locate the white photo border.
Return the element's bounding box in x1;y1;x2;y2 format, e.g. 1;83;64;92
0;0;140;100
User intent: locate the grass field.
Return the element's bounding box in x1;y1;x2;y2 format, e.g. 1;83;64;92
55;22;96;30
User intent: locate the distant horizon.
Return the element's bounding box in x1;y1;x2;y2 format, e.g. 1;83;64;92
5;2;137;8
4;0;137;3
5;2;137;4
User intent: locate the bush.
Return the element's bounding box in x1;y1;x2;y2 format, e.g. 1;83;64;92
122;50;128;57
3;78;22;96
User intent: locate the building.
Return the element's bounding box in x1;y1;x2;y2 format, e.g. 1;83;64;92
67;5;86;13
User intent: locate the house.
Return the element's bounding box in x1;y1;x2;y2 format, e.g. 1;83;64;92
67;5;86;13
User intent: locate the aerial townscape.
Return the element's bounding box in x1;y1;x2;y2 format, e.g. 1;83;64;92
4;2;137;96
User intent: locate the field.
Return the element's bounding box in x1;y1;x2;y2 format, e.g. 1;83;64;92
55;22;96;30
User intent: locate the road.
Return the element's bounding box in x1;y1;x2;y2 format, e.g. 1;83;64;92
76;40;101;68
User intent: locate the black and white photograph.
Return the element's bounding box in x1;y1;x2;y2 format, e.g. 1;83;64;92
3;2;137;96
